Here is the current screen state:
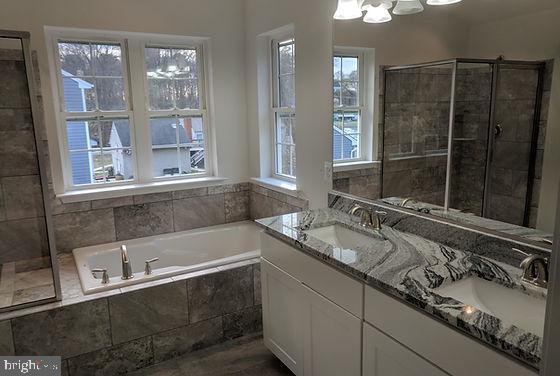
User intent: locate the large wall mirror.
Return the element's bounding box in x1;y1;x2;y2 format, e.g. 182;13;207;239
331;0;559;249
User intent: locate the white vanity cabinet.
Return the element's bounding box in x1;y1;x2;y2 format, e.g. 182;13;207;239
260;233;538;376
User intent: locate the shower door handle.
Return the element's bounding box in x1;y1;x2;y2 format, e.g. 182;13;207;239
494;123;503;136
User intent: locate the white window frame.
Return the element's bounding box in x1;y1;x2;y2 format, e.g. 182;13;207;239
46;27;214;192
333;46;376;166
271;37;296;182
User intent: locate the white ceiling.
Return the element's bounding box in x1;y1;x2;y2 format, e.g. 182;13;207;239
420;0;560;25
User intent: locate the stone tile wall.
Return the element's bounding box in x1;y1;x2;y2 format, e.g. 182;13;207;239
332;165;381;200
249;182;308;219
0;261;263;376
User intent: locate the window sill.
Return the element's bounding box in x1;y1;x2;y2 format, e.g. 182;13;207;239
58;177;229;203
250;177;301;198
333;160;380;172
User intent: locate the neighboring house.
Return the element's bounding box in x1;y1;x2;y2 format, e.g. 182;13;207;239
333;125;357;160
64;69;205;184
112;117;205;177
63;70;95;185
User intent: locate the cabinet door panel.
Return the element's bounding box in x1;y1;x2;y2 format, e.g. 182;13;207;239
363;322;449;376
303;285;362;376
261;259;304;375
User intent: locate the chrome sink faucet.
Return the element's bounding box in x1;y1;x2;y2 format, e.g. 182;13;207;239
349;205;386;230
513;248;549;289
121;244;134;280
400;197;416;208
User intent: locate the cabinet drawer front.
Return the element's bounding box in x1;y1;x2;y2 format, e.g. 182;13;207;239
364;286;537;376
261;233;363;317
363;322;449;376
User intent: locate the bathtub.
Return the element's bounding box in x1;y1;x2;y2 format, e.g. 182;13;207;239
73;221;261;294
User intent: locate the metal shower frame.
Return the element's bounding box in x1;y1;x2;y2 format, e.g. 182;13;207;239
380;57;546;226
0;30;62;312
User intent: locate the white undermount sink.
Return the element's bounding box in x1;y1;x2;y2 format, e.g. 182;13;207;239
305;225;378;249
434;277;546;336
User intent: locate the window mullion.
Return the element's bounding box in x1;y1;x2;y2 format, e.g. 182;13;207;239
127;38;153;183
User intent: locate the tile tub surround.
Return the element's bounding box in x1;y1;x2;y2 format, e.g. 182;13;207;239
0;257;263;375
256;208;544;369
249;182;309;219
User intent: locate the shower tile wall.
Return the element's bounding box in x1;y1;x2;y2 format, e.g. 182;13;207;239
450;65;492;215
332;165;381;200
382;66;452;205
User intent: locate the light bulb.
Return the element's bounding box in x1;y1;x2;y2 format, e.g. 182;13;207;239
334;0;363;20
393;0;424;15
427;0;462;5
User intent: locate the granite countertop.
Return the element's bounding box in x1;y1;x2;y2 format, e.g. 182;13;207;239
256;208;544;370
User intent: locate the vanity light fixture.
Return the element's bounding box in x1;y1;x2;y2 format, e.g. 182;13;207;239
363;1;393;23
333;0;462;23
333;0;364;20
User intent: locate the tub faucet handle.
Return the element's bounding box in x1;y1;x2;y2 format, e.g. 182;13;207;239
144;257;159;276
91;268;110;284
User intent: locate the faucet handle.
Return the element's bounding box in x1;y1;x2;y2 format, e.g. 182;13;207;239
92;268;110;284
144;257;159;276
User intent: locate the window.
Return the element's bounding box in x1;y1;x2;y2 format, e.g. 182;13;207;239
333;54;361;162
145;46;207;177
272;38;296;179
57;41;134;185
50;30;211;190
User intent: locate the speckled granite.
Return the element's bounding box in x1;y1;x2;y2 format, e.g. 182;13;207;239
256;208;544;370
382;197;554;246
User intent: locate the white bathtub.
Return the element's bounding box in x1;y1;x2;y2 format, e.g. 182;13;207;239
73;221;261;294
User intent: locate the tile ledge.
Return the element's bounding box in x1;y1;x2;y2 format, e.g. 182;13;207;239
250;177;301;199
57;177;229;204
333;160;380;172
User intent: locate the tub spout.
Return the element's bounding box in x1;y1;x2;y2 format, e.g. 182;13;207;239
121;244;134;280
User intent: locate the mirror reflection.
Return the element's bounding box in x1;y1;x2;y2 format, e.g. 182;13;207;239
331;0;559;246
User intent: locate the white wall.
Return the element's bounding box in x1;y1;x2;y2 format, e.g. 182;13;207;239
467;8;560;233
0;0;250;192
244;0;336;208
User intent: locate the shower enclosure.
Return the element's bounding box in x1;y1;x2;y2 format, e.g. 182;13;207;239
0;30;61;311
381;58;546;227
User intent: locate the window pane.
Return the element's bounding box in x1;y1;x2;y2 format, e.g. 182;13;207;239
333;56;342;82
100;119;132;148
341;56;358;80
341;81;358;107
276;114;294;145
278;41;294;75
66;120;94;150
92;44;123;77
58;41;92;76
175;79;199;109
69;150;96;185
148;78;174;110
62;77;96;112
279;75;295;108
145;46;200;110
333;80;341;107
343;111;360;134
333;132;344;161
96;77;126;111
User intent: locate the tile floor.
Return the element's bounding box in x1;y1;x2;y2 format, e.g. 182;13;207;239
127;336;293;376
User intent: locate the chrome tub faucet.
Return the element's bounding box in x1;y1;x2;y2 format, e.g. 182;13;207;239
121;244;134;280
